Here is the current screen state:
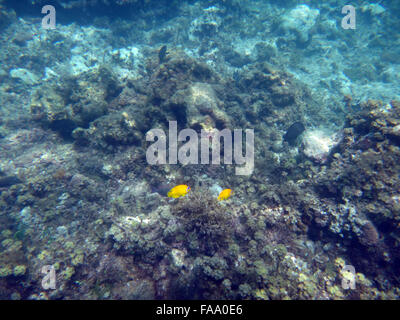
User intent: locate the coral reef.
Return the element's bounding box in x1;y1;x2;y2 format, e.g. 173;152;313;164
0;0;400;301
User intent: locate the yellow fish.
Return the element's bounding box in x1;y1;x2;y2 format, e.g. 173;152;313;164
167;185;191;198
218;189;232;201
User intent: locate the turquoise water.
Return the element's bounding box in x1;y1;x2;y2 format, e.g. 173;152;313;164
0;0;399;300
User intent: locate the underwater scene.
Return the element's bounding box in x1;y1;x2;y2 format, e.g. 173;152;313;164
0;0;400;300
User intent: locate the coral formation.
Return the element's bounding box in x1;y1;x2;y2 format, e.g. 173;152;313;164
0;0;399;301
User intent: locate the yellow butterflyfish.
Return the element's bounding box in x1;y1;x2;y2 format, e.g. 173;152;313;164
218;189;232;201
167;185;191;198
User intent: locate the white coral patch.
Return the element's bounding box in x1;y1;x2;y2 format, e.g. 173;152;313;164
302;129;341;162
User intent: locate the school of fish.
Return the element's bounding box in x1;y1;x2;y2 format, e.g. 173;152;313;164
167;185;232;201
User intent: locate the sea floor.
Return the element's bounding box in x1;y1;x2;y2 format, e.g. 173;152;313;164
0;0;400;299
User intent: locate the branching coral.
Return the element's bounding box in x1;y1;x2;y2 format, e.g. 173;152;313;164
171;190;234;254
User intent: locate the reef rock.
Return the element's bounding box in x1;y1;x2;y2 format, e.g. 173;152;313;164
302;129;341;163
10;68;39;85
281;4;319;43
